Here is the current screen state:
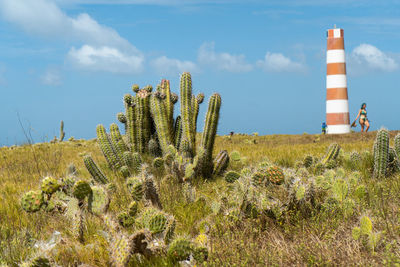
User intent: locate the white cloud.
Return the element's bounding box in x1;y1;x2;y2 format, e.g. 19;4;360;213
68;45;144;73
198;42;253;73
350;44;397;72
256;52;304;72
41;68;62;85
151;56;197;75
0;0;144;74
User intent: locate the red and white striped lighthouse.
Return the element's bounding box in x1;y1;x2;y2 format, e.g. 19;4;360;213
326;27;350;134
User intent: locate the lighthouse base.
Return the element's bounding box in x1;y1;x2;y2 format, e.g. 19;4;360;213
327;124;351;134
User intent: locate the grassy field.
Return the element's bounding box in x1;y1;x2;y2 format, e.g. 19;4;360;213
1;131;400;266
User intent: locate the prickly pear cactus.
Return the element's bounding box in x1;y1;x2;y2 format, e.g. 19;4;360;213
164;217;176;245
110;234;133;267
224;171;240;183
148;212;168;234
72;180;92;201
167;237;193;262
21;190;44;212
40;176;60;195
117;212;135;227
251;171;266;187
126;177;144;201
128;201;138;217
373;128;389;178
89;186;109;215
265;166;285;185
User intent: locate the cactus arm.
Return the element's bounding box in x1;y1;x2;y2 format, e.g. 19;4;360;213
96;124;123;169
135;89;152;153
83;155;109;184
173;115;183;150
150;93;173;154
180;72;194;157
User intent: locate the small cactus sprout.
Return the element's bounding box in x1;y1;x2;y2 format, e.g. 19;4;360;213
117;212;135;227
265;166;285;185
224;171;240;183
72;180;92;201
303;155;313;168
21;190;44;212
132;84;140;93
167;237;193;262
126;177;144;201
171;92;179;104
213;150;230;175
128;201;138;217
117;112;127;124
41;176;60;195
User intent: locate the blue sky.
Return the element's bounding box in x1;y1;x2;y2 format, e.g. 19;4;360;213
0;0;399;145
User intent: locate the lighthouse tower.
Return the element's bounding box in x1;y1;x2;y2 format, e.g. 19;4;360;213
326;27;350;134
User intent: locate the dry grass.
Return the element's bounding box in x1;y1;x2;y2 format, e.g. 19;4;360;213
1;131;400;266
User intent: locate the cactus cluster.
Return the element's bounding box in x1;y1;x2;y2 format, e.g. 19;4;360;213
99;72;228;180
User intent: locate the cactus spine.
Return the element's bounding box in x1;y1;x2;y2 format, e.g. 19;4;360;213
373;128;389;178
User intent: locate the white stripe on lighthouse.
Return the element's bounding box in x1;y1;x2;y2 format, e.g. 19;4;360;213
326;99;349;113
326;74;347;89
327;50;345;63
327;124;350;134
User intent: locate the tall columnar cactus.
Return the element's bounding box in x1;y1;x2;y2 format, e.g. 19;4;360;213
373;128;390;178
96;124;123;169
84;155;109;184
174;115;182;150
180;72;195;157
59;120;65;142
134;89;152;153
161;79;175;134
322;143;341;164
199;93;222;177
213;150;229;175
150;92;173;154
110;123;128;160
395;134;400;159
124;93;138;152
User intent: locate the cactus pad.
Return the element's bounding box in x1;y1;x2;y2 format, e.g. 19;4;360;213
72;180;92;201
265;166;285;185
41;176;60;195
224;171;240;183
167;237;193;262
21;190;44;212
126;177;144;201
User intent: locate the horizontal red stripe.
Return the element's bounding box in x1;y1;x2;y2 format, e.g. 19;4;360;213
327;38;344;50
327;88;348;100
327;112;350;125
